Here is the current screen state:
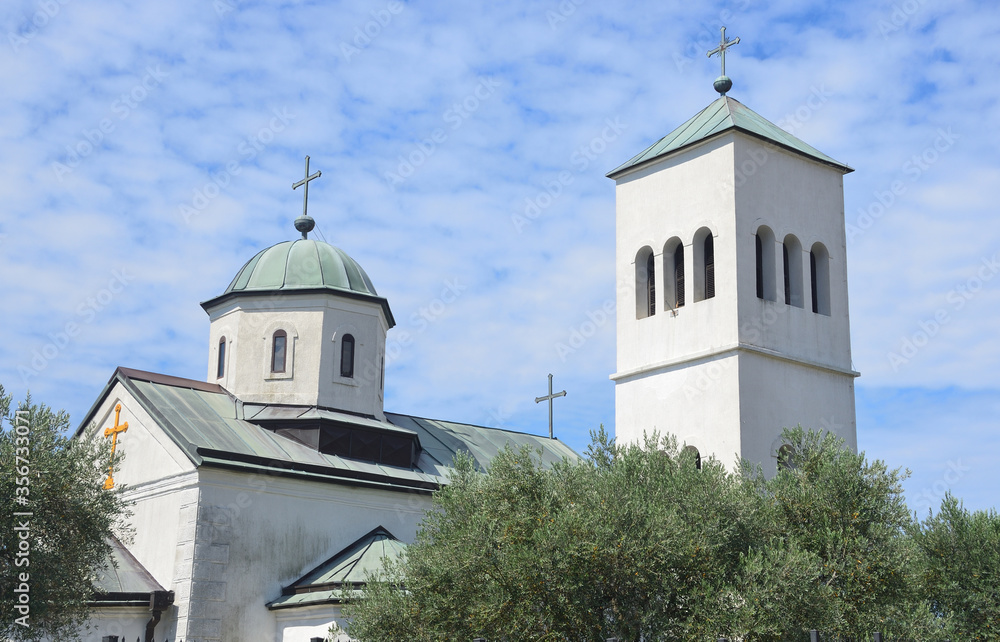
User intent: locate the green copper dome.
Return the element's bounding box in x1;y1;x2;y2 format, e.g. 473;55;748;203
224;239;378;296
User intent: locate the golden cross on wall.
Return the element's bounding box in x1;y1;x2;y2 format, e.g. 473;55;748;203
102;403;129;490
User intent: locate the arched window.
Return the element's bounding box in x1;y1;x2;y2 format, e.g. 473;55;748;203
810;242;831;315
634;247;656;319
340;334;355;378
682;445;702;470
777;444;796;471
674;244;685;308
271;330;287;374
216;337;226;379
662;238;684;310
693;228;715;302
783;235;803;308
646;253;656;317
704;234;715;299
755;226;777;301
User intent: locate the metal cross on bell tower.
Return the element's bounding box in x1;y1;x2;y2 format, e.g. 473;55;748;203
535;373;567;439
707;26;741;96
292;155;322;239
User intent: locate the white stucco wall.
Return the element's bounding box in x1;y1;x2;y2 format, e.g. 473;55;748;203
176;467;433;642
611;129;857;469
82;385;198;591
274;605;353;642
205;292;389;419
53;606;175;642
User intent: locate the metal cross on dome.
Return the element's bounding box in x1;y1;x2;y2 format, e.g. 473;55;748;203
292;155;322;239
535;373;567;440
707;26;740;95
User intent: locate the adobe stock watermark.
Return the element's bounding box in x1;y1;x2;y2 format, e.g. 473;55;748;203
10;409;33;628
18;268;134;385
713;86;834;198
775;85;833;135
545;0;586;29
877;0;929;39
685;302;793;400
51;65;170;182
179;107;295;222
847;127;959;243
511;117;627;233
340;0;405;62
7;0;72;53
887;251;999;372
555;299;615;361
383;77;501;191
911;459;970;515
373;277;468;382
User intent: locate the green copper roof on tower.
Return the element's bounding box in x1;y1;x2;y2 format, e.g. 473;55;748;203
606;96;853;178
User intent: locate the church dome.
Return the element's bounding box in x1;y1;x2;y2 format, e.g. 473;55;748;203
224;239;379;296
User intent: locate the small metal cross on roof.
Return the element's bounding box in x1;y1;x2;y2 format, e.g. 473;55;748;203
292;155;322;239
707;26;740;95
535;373;567;439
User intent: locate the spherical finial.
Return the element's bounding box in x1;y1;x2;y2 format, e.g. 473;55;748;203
714;75;733;96
294;214;315;239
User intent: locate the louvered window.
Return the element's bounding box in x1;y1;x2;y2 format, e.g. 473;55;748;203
755;234;764;299
783;244;791;305
810;251;819;313
674;244;685;308
646;253;656;317
704;235;715;300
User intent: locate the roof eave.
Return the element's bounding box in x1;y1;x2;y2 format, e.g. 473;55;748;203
606;126;853;181
200;287;396;329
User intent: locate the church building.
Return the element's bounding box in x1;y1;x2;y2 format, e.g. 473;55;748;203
69;171;576;641
68;31;858;642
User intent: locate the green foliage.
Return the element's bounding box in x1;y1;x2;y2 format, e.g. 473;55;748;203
0;384;132;641
747;427;927;638
343;426;991;642
912;494;1000;640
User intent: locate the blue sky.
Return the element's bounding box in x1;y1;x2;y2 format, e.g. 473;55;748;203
1;0;997;512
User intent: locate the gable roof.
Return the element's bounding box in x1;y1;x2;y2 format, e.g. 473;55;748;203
267;526;406;610
91;536;170;608
76;367;579;494
606;96;853;179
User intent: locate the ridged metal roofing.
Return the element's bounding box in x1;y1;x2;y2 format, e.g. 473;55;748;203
77;368;579;494
267;526;407;609
224;239;378;296
91;536;165;605
607;96;852;178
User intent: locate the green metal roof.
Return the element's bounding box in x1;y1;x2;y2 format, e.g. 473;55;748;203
607;96;853;178
200;238;396;327
226;239;378;296
76;368;580;494
267;526;407;610
90;536;167;607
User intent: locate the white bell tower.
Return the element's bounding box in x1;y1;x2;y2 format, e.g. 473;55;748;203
608;32;858;474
